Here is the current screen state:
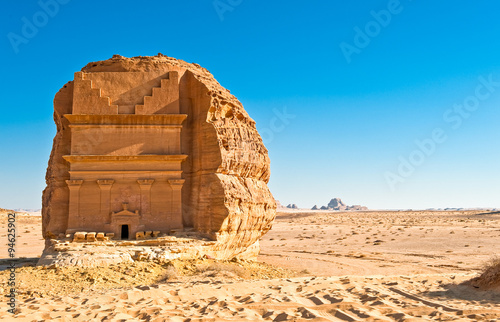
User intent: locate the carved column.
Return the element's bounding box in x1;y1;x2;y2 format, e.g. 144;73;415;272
168;179;184;229
66;179;83;233
97;179;114;224
137;179;154;218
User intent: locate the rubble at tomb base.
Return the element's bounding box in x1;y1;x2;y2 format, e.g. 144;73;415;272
41;54;275;266
38;230;261;267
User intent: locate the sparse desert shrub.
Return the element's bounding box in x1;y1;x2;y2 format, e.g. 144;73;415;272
470;256;500;289
195;262;249;279
157;265;177;283
300;269;310;275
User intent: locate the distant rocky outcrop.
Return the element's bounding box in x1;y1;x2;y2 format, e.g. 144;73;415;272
15;208;41;213
275;201;300;210
320;198;368;211
275;200;287;209
0;208;41;216
328;198;346;209
14;208;42;215
345;205;369;211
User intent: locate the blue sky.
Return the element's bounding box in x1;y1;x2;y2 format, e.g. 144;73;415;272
1;0;499;210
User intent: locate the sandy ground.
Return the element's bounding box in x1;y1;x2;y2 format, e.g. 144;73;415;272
0;210;499;321
0;212;44;264
258;210;500;276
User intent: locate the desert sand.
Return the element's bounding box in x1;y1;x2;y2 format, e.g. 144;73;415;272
1;210;500;321
259;210;500;276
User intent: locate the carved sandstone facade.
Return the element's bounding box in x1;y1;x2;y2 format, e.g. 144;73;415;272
42;55;276;259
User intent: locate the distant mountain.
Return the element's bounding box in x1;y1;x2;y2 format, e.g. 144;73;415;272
275;200;301;210
14;208;41;213
275;200;287;209
313;198;368;211
427;207;499;212
0;208;42;215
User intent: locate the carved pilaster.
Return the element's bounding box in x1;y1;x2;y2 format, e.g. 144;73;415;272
168;179;184;229
66;179;83;233
137;179;154;217
97;179;114;224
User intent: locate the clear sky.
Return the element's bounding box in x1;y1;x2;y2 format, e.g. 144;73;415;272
1;0;499;210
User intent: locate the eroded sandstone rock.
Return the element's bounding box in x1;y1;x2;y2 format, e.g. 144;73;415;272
42;54;276;264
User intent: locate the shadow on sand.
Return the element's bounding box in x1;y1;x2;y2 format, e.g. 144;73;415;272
0;258;38;272
422;281;500;305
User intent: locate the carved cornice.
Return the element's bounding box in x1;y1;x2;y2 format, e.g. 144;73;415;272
64;114;187;126
63;155;188;163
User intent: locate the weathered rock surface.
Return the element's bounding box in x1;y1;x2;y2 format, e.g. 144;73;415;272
42;54;276;265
